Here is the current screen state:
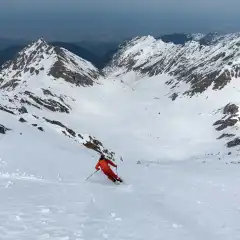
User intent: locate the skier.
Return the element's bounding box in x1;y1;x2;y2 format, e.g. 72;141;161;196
95;154;123;183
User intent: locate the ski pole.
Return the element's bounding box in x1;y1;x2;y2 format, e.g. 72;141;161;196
85;170;98;181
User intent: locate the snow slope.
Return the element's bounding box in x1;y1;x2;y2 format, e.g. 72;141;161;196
1;36;240;239
1;110;240;240
0;39;116;159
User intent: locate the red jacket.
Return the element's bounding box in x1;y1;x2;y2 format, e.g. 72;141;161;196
95;159;117;173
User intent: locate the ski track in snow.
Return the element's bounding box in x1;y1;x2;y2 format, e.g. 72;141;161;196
0;157;240;240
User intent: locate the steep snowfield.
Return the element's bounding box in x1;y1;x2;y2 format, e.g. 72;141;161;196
32;71;239;162
1;69;240;161
1;111;240;240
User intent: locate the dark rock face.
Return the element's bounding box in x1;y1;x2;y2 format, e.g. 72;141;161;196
170;93;178;101
214;118;238;131
227;138;240;148
78;134;83;139
82;136;103;153
214;103;239;132
19;117;27;123
43;117;115;159
0;124;10;134
83;140;101;153
214;102;240;149
0;127;5;134
18;106;28;114
217;133;236;139
38;127;44;131
24;91;70;113
44;118;75;136
0;105;15;115
48;47;98;87
223;103;239;115
42;89;54;97
213;120;224;126
0;79;20;90
20;98;41;109
43;118;66;128
67;128;76;137
83;136;115;159
0;124;6;134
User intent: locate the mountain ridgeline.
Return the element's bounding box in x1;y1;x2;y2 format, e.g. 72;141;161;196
0;32;224;70
1;32;240;160
0;40;120;70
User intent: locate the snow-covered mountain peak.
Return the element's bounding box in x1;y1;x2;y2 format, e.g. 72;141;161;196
0;38;53;80
0;38;102;121
0;38;100;92
106;32;240;98
35;37;47;45
0;39;112;158
29;37;49;49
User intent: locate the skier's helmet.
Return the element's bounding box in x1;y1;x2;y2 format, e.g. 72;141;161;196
100;153;105;159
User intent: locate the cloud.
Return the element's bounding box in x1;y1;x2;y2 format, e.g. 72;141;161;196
0;0;240;40
2;0;240;14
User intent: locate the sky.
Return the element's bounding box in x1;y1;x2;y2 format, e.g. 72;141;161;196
0;0;240;42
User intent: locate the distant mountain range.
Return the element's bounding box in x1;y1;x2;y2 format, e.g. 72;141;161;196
2;31;240;163
0;33;221;70
0;41;120;69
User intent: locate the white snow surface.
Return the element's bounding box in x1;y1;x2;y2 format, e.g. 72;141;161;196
1;37;240;239
1;109;240;240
